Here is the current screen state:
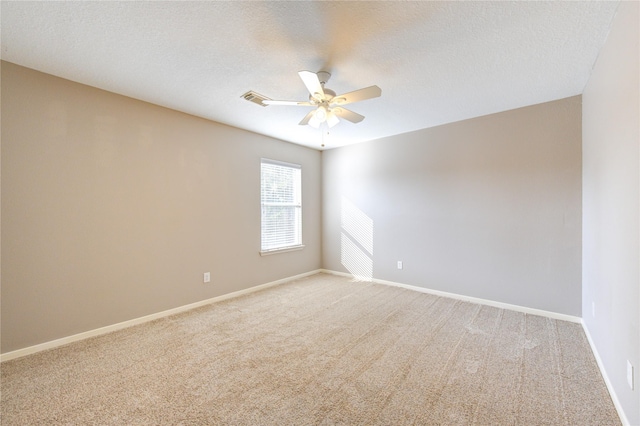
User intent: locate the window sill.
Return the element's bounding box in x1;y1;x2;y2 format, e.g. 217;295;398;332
260;245;305;256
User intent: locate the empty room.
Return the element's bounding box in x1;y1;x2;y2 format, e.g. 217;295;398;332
1;1;638;425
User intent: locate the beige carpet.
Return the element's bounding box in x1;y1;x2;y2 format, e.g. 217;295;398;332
1;273;620;425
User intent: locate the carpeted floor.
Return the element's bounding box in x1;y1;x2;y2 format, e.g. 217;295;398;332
1;273;620;425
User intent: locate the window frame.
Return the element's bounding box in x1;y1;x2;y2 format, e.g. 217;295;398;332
259;158;304;255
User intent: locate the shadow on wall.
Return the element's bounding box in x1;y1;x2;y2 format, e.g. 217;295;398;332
340;196;374;281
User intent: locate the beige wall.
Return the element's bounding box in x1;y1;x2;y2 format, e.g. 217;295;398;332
1;61;322;353
582;2;639;424
323;96;582;316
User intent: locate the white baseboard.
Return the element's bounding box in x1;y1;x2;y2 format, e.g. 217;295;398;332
319;269;582;323
0;269;322;363
582;321;629;426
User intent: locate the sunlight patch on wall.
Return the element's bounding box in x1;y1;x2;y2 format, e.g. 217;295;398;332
341;196;373;281
341;197;373;255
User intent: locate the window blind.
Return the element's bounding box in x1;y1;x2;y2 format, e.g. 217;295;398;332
261;159;302;252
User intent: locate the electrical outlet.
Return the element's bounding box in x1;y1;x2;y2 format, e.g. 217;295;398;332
627;360;634;390
203;272;211;283
397;261;403;270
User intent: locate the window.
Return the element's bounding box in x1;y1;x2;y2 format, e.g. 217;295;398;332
260;159;303;254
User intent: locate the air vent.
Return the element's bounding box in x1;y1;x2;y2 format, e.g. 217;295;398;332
241;91;271;107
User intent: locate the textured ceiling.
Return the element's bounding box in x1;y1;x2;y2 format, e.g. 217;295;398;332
1;1;620;150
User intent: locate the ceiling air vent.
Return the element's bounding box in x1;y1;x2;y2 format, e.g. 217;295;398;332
241;91;271;107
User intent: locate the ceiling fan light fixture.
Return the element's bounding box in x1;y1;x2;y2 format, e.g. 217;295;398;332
315;106;328;122
308;114;321;128
326;110;339;128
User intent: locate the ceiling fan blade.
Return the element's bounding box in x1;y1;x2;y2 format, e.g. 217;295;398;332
299;110;316;126
331;85;382;106
298;71;325;101
263;100;313;106
332;107;365;124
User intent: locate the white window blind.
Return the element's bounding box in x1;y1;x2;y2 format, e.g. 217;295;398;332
261;159;302;253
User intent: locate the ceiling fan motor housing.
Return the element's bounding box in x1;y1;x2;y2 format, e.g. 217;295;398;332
310;88;336;104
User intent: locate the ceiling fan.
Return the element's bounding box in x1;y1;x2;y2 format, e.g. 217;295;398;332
263;71;382;128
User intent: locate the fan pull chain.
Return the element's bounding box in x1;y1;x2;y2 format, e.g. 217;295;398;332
321;125;330;148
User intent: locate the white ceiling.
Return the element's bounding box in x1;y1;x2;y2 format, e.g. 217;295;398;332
1;1;620;150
